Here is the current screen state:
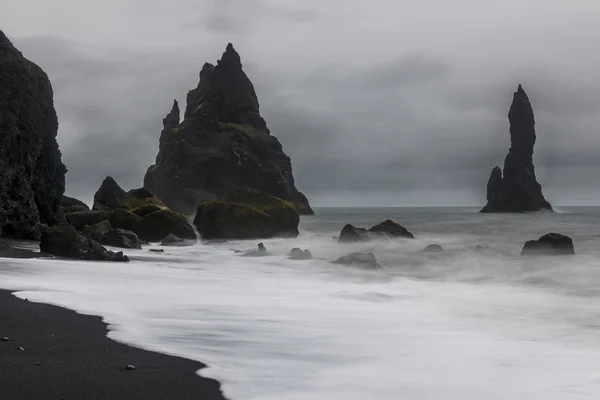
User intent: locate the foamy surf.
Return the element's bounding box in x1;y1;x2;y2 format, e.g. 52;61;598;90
2;207;600;399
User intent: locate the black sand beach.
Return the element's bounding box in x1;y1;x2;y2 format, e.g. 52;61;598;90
0;289;227;400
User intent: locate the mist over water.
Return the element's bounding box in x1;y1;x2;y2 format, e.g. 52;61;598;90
2;207;600;399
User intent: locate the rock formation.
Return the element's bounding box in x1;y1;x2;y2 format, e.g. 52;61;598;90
521;233;574;256
194;189;299;240
338;220;414;243
144;43;313;215
481;85;552;213
0;30;67;239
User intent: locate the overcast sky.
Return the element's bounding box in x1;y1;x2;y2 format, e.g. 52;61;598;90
2;0;600;206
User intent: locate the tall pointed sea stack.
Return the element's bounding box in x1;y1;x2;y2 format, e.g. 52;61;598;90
481;85;552;213
144;43;313;215
0;30;67;238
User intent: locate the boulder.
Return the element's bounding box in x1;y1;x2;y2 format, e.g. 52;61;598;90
160;234;193;247
423;244;444;253
81;220;112;242
369;220;414;238
338;224;369;243
241;243;271;257
120;188;167;213
481;85;553;212
521;233;575;256
338;220;413;243
332;252;380;269
0;30;67;239
40;225;128;262
143;43;313;216
65;211;110;230
60;195;89;212
101;229;142;250
135;209;196;242
194;189;299;240
109;209;142;232
93;176;126;211
289;248;312;260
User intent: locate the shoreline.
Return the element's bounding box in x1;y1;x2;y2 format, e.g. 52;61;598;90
0;288;228;400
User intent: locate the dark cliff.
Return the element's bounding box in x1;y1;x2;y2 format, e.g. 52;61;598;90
144;43;313;215
481;85;552;213
0;30;67;238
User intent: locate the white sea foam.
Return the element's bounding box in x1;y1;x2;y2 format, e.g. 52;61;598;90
2;208;600;399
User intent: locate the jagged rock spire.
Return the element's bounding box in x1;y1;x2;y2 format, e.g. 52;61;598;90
144;43;313;215
481;85;552;213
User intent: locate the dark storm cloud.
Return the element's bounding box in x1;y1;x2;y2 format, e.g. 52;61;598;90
4;0;600;206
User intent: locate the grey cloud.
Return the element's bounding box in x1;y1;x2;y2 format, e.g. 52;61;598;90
5;0;600;206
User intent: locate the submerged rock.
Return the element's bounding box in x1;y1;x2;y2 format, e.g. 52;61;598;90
332;252;380;269
194;189;299;240
338;220;414;243
160;234;193;246
369;220;414;238
338;224;369;243
144;43;312;215
423;244;444;253
241;242;271;257
481;85;553;213
40;225;129;262
0;30;67;239
521;233;574;256
289;248;312;260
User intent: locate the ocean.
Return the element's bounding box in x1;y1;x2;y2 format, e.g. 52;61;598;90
2;207;600;399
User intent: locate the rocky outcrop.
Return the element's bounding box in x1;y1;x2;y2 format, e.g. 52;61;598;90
369;220;414;238
423;244;444;253
338;220;414;243
0;30;67;239
160;234;192;247
332;252;380;269
241;243;271;257
60;195;89;213
93;176;126;211
521;233;574;256
90;177;196;242
481;85;552;213
194;189;299;240
144;43;312;216
81;220;112;242
289;248;312;260
101;228;142;250
40;225;129;262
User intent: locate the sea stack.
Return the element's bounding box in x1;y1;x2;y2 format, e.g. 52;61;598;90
144;43;313;215
0;30;67;238
481;85;552;213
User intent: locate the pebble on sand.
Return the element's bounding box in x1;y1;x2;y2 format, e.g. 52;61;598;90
1;337;9;342
125;364;136;370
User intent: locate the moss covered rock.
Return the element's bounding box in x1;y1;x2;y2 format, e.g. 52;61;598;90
109;209;142;232
40;224;129;262
135;209;196;242
65;211;110;230
193;189;300;240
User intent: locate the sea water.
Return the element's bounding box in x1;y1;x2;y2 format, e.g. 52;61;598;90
2;207;600;399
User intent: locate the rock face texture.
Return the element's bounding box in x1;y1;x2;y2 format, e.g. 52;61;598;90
194;189;299;240
40;225;129;262
144;43;312;216
0;30;67;239
481;85;552;213
521;233;574;256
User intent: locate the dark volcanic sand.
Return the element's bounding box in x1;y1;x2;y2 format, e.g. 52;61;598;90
0;289;227;400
